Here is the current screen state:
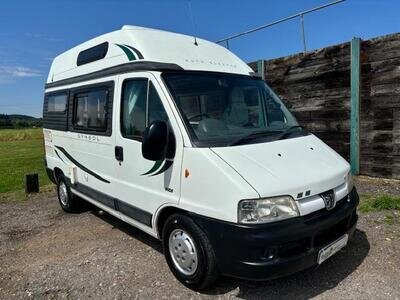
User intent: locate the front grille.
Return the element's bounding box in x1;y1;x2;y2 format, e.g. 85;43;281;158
304;196;347;223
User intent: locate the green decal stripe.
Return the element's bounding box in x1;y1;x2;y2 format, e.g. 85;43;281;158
150;160;173;176
123;44;144;59
55;146;110;183
54;149;66;164
141;160;163;176
115;44;136;61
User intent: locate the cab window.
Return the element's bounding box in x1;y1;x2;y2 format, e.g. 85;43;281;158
121;79;168;141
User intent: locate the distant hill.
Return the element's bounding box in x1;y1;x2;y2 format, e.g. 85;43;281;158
7;114;37;120
0;114;42;129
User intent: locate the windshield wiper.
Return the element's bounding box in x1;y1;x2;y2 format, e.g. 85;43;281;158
277;125;307;140
229;130;282;146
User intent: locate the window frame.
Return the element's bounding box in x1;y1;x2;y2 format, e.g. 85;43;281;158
77;42;109;66
68;81;114;136
120;77;149;141
161;71;300;147
46;92;69;114
72;88;108;132
120;78;170;142
43;89;70;131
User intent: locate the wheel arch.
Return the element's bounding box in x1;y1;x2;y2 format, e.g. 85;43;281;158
154;205;190;240
53;167;64;183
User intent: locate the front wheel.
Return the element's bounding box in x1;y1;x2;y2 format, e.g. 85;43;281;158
162;214;219;290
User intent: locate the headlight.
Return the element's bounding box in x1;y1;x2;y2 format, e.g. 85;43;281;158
238;196;299;224
346;171;354;193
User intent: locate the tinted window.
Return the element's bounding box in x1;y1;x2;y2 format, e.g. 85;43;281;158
47;94;67;113
73;89;108;130
121;80;148;139
148;82;168;124
121;80;168;140
77;42;109;66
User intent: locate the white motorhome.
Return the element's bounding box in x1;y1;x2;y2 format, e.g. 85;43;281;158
43;25;358;289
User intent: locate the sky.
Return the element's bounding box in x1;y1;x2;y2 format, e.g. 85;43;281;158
0;0;399;117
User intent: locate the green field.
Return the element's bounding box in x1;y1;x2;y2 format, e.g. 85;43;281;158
0;128;50;193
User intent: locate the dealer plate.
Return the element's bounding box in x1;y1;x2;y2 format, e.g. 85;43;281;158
317;234;348;264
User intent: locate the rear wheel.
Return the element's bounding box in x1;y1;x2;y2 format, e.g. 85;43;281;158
162;214;219;290
56;174;80;213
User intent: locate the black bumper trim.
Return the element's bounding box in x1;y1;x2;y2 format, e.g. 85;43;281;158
191;188;359;281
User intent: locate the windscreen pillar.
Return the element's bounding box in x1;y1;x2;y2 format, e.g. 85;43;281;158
257;60;265;81
350;37;361;175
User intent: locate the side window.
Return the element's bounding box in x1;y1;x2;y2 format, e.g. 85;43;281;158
47;94;67;113
73;88;108;131
121;80;148;139
121;79;168;141
148;82;168;124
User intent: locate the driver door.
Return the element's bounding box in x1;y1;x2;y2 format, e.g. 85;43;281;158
113;72;182;229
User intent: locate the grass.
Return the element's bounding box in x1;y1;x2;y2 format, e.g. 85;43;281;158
359;194;400;213
385;214;395;225
0;128;43;142
0;128;50;193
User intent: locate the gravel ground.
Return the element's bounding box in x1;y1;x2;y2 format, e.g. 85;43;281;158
0;177;399;299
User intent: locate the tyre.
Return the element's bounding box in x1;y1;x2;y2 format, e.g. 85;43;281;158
56;174;80;213
162;214;219;290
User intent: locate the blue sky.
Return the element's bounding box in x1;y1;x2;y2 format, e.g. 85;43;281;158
0;0;399;117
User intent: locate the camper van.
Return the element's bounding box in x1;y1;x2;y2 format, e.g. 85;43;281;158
43;25;358;289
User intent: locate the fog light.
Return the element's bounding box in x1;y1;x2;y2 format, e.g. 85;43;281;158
261;247;277;261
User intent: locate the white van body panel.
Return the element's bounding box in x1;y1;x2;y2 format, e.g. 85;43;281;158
44;75;117;196
47;25;253;84
44;70;186;238
211;134;350;201
179;147;260;223
112;71;184;224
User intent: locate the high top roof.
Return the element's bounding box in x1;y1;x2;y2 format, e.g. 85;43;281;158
47;25;253;84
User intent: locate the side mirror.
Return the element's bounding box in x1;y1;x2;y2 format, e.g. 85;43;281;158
142;121;169;161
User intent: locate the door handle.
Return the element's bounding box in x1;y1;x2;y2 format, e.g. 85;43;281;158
115;146;124;162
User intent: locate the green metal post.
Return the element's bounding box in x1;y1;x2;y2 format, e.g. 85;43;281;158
350;37;361;175
257;59;265;80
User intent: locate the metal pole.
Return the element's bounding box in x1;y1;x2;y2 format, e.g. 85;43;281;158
216;0;345;44
300;14;307;53
257;60;265;80
350;37;361;175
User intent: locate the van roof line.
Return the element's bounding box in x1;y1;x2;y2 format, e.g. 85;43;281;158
45;61;184;89
46;25;253;84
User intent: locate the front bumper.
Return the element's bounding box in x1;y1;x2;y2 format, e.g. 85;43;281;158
192;187;359;281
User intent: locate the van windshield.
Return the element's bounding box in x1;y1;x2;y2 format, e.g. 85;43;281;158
163;72;305;147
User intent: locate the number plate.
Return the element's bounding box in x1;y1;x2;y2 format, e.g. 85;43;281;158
317;234;348;264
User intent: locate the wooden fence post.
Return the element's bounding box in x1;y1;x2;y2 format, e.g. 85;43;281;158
350;37;361;175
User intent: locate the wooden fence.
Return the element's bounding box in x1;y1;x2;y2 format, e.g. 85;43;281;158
250;32;400;179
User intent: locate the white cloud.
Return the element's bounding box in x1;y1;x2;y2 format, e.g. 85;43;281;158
0;65;42;79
